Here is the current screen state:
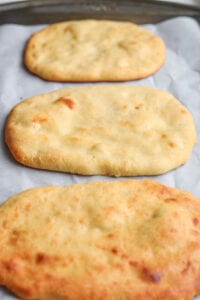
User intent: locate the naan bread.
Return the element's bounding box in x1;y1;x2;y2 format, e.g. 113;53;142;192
24;19;166;82
5;85;196;176
0;180;200;300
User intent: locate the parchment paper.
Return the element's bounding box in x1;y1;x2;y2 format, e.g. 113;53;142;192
0;17;200;299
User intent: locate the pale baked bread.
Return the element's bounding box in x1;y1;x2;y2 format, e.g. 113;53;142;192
24;19;166;82
5;85;196;176
1;180;200;299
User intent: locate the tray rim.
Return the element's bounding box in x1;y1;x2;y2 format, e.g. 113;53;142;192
0;0;200;12
0;0;199;26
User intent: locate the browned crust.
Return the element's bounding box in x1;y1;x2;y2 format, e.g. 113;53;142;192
4;85;196;176
24;54;166;83
0;180;200;299
24;20;166;82
5;103;28;166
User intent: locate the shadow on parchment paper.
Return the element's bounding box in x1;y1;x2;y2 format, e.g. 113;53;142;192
0;286;18;300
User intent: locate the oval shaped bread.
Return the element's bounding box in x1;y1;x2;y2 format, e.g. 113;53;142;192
5;85;196;176
24;19;166;82
1;180;200;299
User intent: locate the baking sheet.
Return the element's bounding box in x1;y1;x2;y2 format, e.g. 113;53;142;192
0;16;200;299
0;0;200;25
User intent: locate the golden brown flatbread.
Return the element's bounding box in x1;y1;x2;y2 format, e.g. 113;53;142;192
5;85;197;176
0;180;200;299
24;19;166;82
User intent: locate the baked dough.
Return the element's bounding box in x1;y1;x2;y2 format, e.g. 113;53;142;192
5;85;196;176
0;180;200;299
24;19;166;82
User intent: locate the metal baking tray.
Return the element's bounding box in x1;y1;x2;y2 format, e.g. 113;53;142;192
0;0;200;25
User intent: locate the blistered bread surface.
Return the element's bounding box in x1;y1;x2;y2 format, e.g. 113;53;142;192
5;85;196;176
0;180;200;299
25;20;166;82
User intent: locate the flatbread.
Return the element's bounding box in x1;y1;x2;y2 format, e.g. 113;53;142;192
24;19;166;82
0;180;200;300
5;85;196;176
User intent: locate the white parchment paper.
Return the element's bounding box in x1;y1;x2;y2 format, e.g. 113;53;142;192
0;17;200;299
